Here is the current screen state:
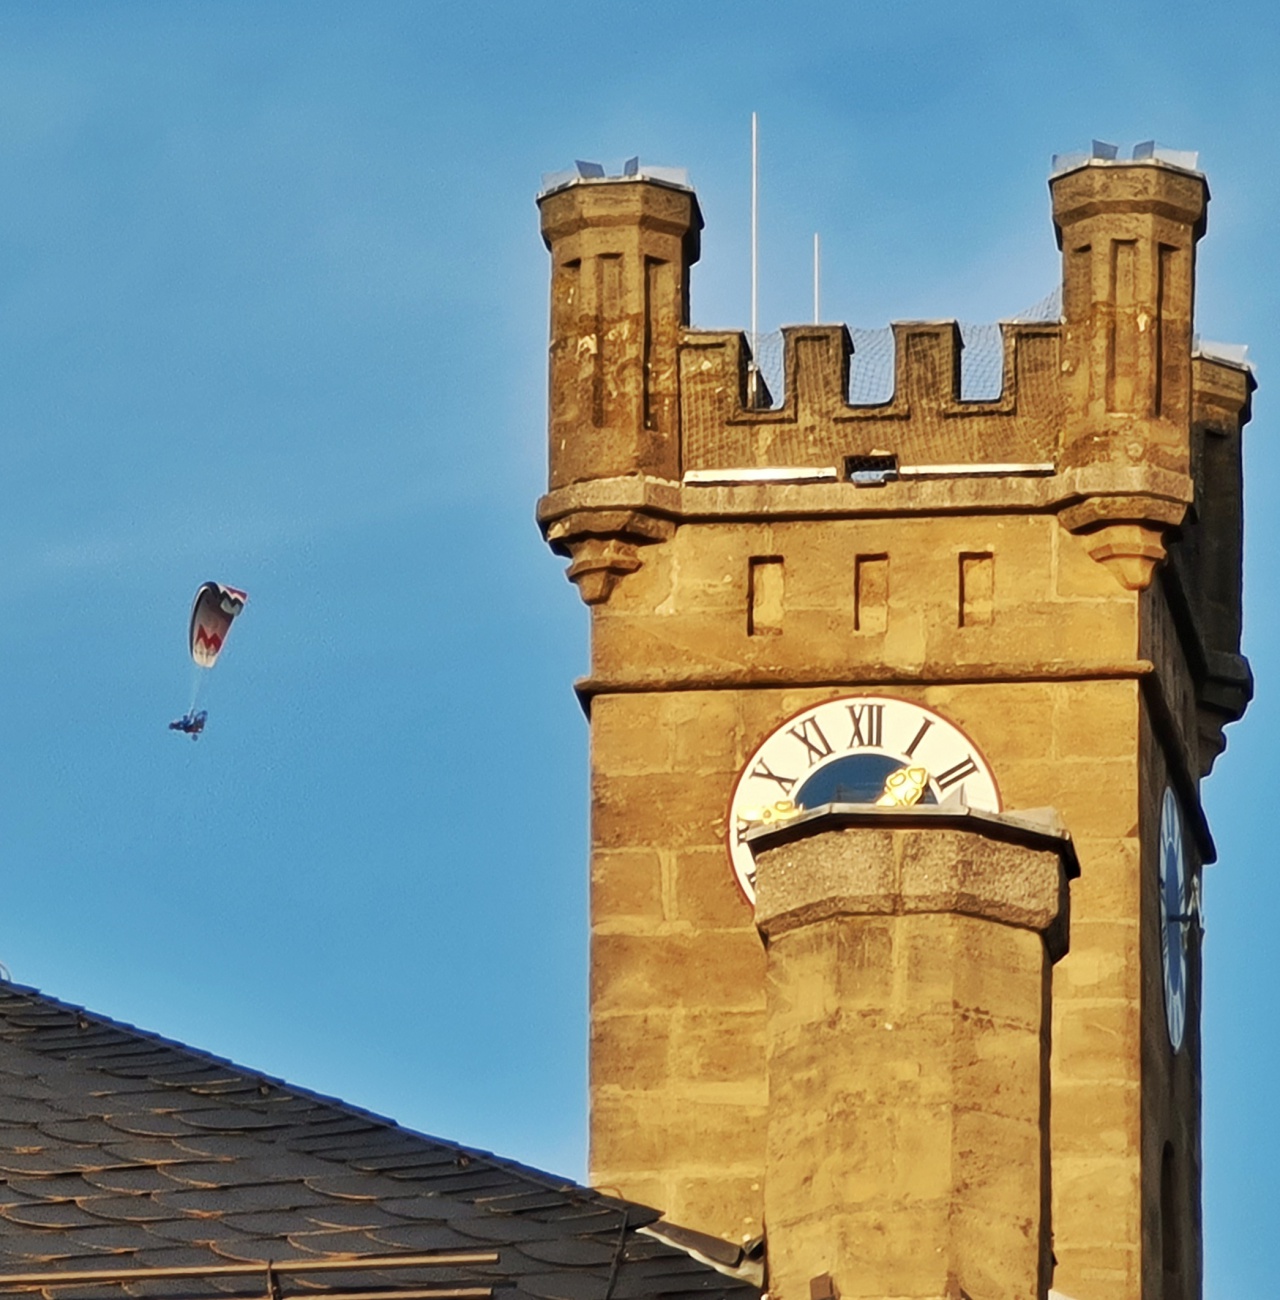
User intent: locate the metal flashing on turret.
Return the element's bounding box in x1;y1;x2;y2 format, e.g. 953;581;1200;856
1194;338;1254;373
1051;141;1202;179
539;162;692;198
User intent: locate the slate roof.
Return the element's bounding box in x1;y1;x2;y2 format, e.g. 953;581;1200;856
0;985;760;1300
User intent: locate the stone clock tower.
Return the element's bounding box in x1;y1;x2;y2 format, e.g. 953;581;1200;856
537;152;1252;1300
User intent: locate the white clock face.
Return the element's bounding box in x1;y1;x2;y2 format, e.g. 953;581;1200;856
1159;786;1188;1053
727;695;1001;901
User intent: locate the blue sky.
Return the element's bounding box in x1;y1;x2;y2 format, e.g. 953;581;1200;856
1;3;1277;1295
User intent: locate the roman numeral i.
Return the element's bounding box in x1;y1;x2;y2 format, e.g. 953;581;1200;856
935;756;979;791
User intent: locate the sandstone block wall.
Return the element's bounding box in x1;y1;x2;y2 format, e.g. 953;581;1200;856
750;818;1070;1300
537;156;1252;1300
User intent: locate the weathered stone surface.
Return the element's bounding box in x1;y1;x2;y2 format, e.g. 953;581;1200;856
751;817;1070;1300
540;160;1252;1300
752;818;1071;958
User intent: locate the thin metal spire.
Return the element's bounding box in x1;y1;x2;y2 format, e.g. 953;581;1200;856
813;232;821;324
749;111;759;407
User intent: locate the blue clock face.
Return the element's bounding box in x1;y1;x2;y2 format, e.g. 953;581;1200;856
1159;786;1188;1053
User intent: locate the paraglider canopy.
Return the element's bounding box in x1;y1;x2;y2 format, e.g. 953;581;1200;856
189;582;248;668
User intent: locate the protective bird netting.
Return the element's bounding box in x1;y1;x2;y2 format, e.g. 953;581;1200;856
680;288;1065;471
743;288;1062;408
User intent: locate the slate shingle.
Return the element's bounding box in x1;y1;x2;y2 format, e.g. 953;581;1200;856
295;1203;405;1230
102;1114;204;1139
5;1202;113;1229
80;1170;180;1195
74;1195;175;1224
364;1223;494;1252
139;1220;228;1246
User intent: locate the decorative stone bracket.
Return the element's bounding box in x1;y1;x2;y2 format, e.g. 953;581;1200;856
1197;649;1254;774
540;505;674;605
1054;465;1194;591
537;477;680;605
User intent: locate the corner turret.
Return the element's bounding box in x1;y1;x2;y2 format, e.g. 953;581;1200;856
1051;157;1208;589
538;176;702;602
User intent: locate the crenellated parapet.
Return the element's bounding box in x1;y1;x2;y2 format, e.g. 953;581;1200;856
679;320;1064;471
539;158;1247;600
536;158;1253;773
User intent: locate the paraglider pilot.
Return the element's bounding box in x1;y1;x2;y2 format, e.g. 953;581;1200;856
168;710;208;739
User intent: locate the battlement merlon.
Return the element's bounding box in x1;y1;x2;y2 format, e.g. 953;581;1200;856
538;160;1251;600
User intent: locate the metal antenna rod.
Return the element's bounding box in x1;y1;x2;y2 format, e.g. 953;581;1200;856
749;111;759;407
813;232;821;324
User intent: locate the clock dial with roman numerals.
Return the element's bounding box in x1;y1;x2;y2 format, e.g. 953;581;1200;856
1159;786;1189;1053
727;695;1001;902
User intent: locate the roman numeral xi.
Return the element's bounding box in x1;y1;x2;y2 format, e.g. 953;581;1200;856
788;718;834;765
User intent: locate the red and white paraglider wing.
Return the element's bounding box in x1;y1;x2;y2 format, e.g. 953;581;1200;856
189;582;248;668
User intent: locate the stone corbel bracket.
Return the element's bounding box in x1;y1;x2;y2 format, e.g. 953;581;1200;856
1196;649;1253;774
537;476;680;604
1053;464;1195;591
